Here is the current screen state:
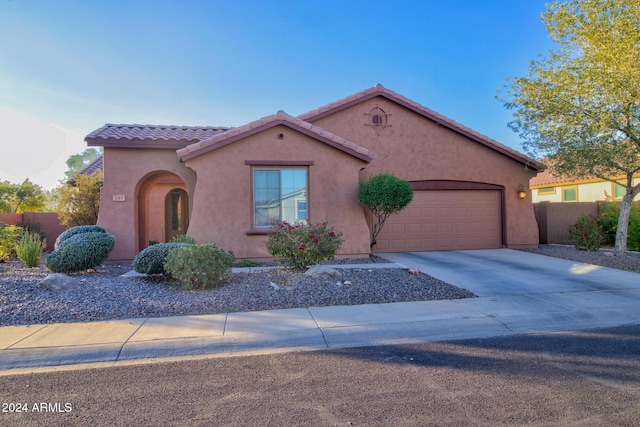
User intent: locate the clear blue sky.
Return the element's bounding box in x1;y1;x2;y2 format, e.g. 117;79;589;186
0;0;555;189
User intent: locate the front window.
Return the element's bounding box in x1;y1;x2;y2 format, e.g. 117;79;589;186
563;187;577;202
253;168;307;227
537;187;555;195
170;189;184;231
614;182;625;199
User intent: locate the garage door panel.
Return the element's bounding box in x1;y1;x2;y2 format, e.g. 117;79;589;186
405;207;421;218
390;223;406;233
438;222;452;233
438;207;453;217
421;207;437;218
407;223;421;233
390;239;407;250
454;222;468;233
374;190;502;252
420;222;438;235
437;238;454;250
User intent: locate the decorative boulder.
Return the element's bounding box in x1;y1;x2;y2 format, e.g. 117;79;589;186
304;265;342;279
37;273;82;291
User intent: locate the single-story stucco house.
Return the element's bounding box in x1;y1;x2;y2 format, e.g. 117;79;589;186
86;84;541;262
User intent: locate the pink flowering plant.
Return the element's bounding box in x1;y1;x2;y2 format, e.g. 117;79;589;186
568;215;604;251
266;220;344;270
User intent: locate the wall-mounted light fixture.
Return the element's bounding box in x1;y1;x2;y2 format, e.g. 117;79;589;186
517;185;526;200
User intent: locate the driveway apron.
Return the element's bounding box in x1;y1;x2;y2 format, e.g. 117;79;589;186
379;249;640;297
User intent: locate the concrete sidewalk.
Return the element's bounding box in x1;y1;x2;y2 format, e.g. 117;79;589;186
2;250;640;372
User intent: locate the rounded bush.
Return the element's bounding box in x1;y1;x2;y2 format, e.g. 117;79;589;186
46;231;115;273
267;221;343;270
169;235;196;244
55;225;107;250
164;243;234;289
133;242;192;275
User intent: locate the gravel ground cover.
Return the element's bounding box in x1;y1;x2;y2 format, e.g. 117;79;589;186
518;244;640;273
2;245;637;327
0;256;473;326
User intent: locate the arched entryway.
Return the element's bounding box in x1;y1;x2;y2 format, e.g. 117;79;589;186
136;172;190;252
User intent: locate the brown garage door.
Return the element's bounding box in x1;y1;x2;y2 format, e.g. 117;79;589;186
373;190;502;252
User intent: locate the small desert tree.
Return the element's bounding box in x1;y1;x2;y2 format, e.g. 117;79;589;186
358;173;413;248
56;169;103;227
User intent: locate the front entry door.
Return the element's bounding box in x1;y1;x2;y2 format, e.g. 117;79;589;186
165;188;189;242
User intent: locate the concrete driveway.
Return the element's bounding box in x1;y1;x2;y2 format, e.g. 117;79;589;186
379;249;640;297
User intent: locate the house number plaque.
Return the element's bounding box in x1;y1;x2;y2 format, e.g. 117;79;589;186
112;195;126;202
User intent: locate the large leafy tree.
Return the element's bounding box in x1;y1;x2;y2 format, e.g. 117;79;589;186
0;179;47;213
64;148;102;179
503;0;640;256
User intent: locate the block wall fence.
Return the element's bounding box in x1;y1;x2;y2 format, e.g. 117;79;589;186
533;202;601;245
0;212;67;252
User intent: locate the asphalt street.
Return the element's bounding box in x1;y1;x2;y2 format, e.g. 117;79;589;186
2;323;639;426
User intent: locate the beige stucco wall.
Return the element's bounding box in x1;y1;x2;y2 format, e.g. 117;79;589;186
184;124;371;259
97;147;196;261
533;179;640;203
309;97;539;248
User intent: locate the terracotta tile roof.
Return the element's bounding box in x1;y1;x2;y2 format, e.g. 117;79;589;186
529;166;573;187
78;155;103;176
86;123;230;148
67;155;103;185
299;84;541;172
177;111;377;163
529;163;635;187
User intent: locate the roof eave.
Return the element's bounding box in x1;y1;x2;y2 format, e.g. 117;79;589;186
86;138;195;149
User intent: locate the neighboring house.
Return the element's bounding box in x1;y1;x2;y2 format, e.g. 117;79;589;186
530;167;640;203
86;85;541;261
68;155;103;185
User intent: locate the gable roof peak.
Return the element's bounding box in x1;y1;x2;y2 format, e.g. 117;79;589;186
177;109;376;163
298;85;540;171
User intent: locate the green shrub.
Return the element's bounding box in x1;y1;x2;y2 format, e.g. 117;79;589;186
596;203;619;246
23;223;46;241
266;221;344;270
133;242;192;275
569;215;604;251
234;259;262;268
45;231;114;273
15;232;46;268
0;222;22;261
169;234;197;244
596;202;640;251
54;225;106;250
164;243;235;290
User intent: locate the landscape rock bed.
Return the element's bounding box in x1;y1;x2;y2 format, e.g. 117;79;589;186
3;245;635;327
518;244;640;273
0;258;473;326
